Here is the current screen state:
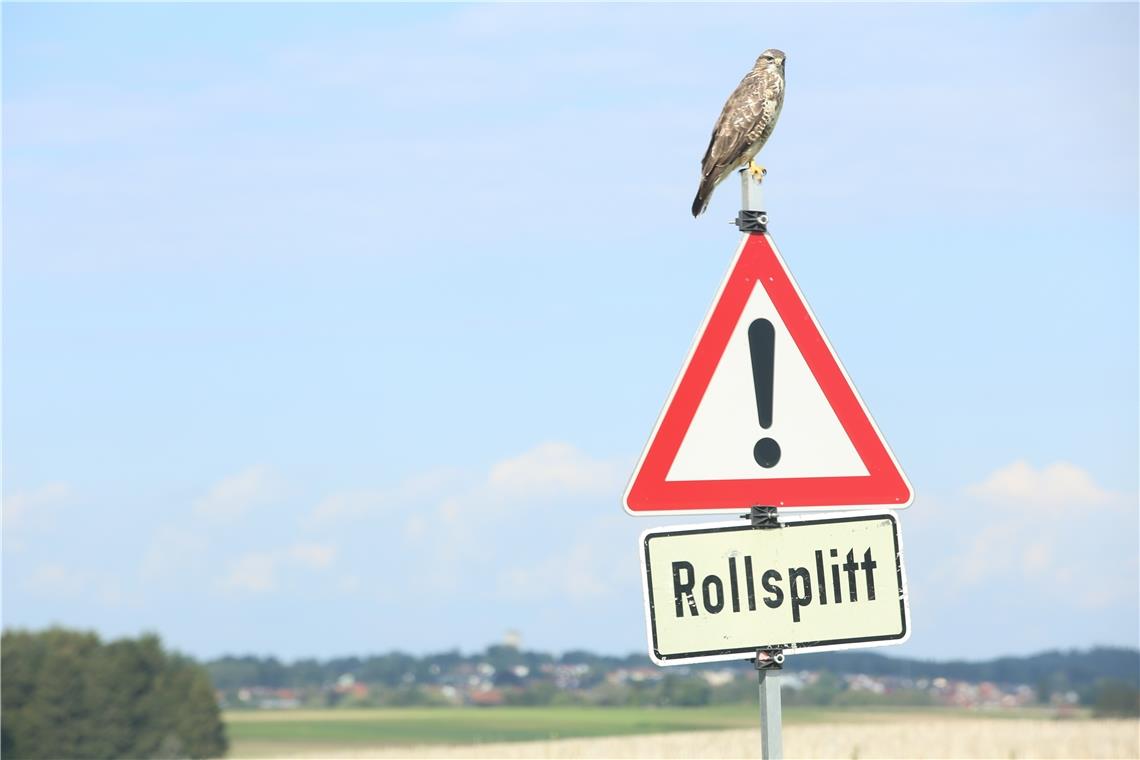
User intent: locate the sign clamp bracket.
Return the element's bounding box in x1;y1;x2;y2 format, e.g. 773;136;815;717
754;650;785;670
743;505;781;530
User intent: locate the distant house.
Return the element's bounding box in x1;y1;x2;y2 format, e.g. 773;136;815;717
468;688;505;707
331;674;370;700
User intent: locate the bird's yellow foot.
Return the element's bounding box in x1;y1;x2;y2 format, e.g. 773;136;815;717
748;160;768;182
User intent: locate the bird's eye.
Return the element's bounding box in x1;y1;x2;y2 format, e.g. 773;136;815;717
764;56;773;61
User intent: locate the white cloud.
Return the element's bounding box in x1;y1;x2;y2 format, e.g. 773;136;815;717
3;482;71;529
496;540;614;602
403;514;427;540
23;563;132;607
289;542;337;569
1050;554;1137;612
140;525;209;581
309;469;463;525
308;442;623;531
193;466;282;521
422;443;627;575
303;442;630;605
926;461;1133;597
220;552;277;594
310;488;387;524
948;521;1019;586
967;460;1116;510
486;441;624;500
336;575;362;594
25;563;88;596
1021;541;1052;575
218;543;338;594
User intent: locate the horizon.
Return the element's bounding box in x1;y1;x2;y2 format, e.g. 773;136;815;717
196;642;1140;666
4;3;1138;663
7;623;1136;666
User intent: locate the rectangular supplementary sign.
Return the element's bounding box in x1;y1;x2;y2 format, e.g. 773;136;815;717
641;512;909;665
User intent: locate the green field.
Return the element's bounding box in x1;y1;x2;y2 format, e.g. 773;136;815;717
224;705;1066;758
226;705;753;756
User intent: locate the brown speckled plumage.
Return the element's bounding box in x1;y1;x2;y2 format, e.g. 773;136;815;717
692;49;786;217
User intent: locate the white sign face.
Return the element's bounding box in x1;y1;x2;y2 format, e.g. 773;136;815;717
624;234;912;514
640;512;909;665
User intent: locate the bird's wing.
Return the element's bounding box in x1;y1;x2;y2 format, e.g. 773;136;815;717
699;77;764;180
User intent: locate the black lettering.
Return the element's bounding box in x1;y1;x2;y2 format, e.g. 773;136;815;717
844;550;860;602
728;556;741;612
761;569;783;609
830;548;842;603
815;549;828;605
672;561;698;617
725;558;743;610
745;556;757;611
788;566;812;622
702;575;725;613
862;548;878;601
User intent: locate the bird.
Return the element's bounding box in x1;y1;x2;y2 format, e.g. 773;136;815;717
691;49;786;217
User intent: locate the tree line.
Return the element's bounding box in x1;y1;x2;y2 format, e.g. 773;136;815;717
206;644;646;691
2;629;226;760
795;647;1140;691
2;628;1137;760
205;644;1139;693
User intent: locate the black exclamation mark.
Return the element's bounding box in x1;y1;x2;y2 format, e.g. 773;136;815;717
747;319;781;468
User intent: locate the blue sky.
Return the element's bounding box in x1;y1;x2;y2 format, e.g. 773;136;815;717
3;3;1137;662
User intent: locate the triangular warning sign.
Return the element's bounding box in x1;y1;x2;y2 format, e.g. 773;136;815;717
625;233;912;514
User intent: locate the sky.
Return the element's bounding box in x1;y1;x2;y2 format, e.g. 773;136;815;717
3;3;1137;663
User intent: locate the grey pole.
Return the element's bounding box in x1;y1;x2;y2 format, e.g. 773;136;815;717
758;664;784;759
735;168;768;233
740;167;765;212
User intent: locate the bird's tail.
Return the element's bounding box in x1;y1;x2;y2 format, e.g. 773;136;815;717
691;176;716;217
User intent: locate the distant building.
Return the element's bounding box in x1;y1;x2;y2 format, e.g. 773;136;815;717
469;688;505;707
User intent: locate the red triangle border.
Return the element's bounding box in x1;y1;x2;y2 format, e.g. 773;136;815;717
625;233;912;513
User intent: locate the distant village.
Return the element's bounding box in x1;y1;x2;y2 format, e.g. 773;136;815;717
223;663;1054;712
211;633;1116;713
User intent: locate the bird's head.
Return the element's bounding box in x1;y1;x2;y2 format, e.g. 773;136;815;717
757;49;786;71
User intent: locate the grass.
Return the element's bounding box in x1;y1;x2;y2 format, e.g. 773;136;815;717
226;705;754;750
223;705;1078;758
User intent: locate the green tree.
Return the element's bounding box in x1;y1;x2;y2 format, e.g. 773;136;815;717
1092;679;1140;717
784;669;842;706
1;628;227;759
660;674;712;706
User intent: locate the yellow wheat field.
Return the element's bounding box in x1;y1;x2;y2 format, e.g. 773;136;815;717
298;718;1140;760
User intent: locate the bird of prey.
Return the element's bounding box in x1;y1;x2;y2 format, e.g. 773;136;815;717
691;49;786;217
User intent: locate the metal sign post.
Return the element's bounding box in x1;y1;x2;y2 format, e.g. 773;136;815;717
741;178;778;758
739;175;778;759
750;506;784;760
757;655;784;759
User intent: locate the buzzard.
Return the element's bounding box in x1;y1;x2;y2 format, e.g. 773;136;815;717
691;49;786;217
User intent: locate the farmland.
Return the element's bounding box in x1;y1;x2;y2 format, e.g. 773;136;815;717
223;706;1140;759
224;705;755;755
